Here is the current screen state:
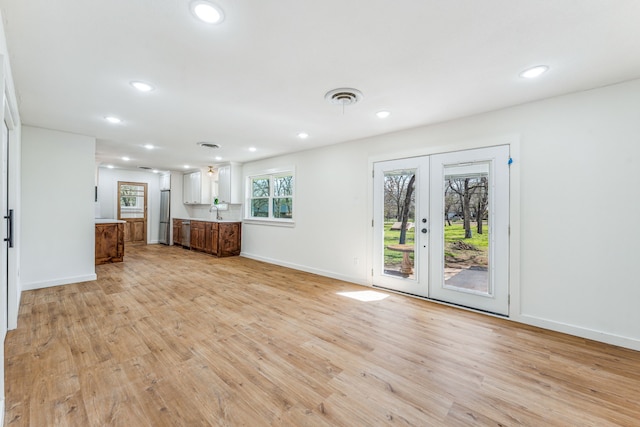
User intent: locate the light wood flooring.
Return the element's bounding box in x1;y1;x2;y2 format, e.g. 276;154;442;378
5;244;640;426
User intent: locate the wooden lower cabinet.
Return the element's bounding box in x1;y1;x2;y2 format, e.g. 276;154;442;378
217;222;241;257
190;221;206;251
172;219;182;245
184;220;241;257
95;222;125;264
204;222;215;254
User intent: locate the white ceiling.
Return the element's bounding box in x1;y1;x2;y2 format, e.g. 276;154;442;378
1;1;639;172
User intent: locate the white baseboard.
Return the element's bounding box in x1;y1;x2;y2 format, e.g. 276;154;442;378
21;274;97;291
513;313;640;352
0;398;5;427
240;252;368;287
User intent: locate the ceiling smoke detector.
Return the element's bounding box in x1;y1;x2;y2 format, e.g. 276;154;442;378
197;142;221;149
325;88;364;106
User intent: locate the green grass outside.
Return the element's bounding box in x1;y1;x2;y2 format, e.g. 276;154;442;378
383;221;489;267
383;223;415;264
444;222;489;248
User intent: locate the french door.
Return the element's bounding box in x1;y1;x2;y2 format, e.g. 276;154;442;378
373;145;510;315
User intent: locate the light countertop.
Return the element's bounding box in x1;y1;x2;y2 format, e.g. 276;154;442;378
95;219;126;224
176;218;241;223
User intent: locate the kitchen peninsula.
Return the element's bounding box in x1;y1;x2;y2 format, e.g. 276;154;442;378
95;219;125;264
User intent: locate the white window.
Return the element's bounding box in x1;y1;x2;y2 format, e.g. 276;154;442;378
246;171;294;222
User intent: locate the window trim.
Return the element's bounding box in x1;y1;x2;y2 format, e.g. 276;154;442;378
245;168;295;225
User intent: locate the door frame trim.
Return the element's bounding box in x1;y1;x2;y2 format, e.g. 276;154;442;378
367;134;521;319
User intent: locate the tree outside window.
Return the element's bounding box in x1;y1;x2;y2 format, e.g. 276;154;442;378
248;172;294;220
251;177;270;217
273;175;293;218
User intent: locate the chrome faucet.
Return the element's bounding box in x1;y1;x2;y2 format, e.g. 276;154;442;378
209;203;222;220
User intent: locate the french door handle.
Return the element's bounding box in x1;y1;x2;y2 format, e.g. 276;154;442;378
4;209;13;248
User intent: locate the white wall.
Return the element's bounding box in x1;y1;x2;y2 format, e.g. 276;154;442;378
242;147;368;283
241;79;640;350
21;126;96;290
96;167;162;243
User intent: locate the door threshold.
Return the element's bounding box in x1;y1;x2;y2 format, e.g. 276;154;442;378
372;285;508;319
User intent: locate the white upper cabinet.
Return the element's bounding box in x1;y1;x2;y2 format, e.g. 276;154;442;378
183;170;212;204
216;162;243;204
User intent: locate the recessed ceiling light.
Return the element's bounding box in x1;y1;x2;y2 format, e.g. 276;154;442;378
520;65;549;79
249;147;257;152
107;165;114;169
376;111;391;119
297;132;309;139
122;156;130;161
190;1;225;24
152;169;159;174
144;144;154;150
184;165;190;169
215;156;222;161
130;81;154;92
104;116;122;124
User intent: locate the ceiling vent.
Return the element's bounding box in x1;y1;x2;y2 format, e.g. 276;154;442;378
197;142;221;149
138;166;152;170
325;88;364;106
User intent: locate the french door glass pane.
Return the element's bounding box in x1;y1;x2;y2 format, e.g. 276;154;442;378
383;169;416;279
443;163;490;295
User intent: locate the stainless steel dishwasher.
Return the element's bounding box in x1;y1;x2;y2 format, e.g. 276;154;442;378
181;220;191;248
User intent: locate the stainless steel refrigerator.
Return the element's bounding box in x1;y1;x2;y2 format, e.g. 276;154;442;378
159;190;170;245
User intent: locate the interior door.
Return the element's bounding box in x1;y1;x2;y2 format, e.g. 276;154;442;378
118;181;148;245
429;146;510;315
1;121;8;336
373;145;510;315
372;157;429;297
